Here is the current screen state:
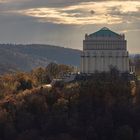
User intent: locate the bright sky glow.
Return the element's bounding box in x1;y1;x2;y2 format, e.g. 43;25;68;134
15;1;140;25
0;0;140;53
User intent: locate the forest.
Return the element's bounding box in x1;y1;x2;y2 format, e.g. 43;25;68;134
0;63;140;140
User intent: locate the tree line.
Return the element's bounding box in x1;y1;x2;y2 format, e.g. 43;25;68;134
0;65;140;140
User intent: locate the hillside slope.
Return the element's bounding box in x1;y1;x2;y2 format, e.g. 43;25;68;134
0;44;81;74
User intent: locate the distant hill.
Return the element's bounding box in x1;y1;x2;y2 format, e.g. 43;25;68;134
0;44;81;74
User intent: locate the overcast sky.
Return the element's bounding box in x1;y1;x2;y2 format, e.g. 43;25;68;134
0;0;140;53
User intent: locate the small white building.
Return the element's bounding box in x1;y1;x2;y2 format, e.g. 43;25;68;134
80;27;129;73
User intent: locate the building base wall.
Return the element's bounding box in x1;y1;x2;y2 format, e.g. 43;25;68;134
80;50;129;73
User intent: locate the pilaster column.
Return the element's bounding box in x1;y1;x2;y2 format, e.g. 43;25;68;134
81;55;84;73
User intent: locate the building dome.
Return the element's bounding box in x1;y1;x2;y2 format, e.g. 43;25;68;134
89;27;121;38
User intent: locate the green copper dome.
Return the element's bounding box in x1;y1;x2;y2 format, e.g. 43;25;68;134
89;27;121;37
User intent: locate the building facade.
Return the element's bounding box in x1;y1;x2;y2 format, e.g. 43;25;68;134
80;27;129;73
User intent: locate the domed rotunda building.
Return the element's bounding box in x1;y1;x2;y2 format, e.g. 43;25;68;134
80;27;129;73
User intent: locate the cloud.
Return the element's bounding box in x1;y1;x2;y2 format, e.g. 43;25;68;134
0;0;140;53
10;1;139;25
0;0;8;3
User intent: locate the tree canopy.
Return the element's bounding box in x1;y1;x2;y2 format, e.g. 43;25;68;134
0;67;139;140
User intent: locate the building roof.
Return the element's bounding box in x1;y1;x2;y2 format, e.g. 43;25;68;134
89;27;121;38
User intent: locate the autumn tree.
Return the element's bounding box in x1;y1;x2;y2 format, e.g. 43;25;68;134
31;67;50;86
